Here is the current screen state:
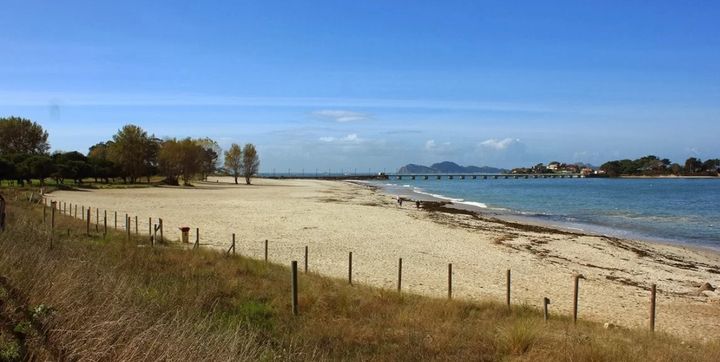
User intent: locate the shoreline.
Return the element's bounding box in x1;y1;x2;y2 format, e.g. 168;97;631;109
362;179;720;253
49;178;720;340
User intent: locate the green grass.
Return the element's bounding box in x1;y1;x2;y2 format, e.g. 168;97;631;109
0;189;719;360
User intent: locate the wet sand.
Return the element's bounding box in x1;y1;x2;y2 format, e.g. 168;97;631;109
50;177;720;341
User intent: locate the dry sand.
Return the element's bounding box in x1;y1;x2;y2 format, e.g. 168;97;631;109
51;178;720;341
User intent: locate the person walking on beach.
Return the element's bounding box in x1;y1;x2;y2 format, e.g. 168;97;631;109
416;200;421;209
0;193;6;232
398;197;403;206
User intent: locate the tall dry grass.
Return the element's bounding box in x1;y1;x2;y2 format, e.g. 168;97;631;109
0;192;719;361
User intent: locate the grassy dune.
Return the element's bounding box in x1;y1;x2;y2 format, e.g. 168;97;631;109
0;189;719;361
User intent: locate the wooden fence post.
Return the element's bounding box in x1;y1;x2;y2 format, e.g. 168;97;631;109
304;246;308;273
96;209;99;232
86;208;91;235
650;283;657;332
230;234;236;255
291;261;299;316
348;251;353;285
74;204;77;218
573;274;585;324
114;211;117;229
82;206;85;221
135;216;138;235
50;201;56;228
159;218;164;243
543;297;550;322
506;269;511;309
398;258;403;292
126;215;130;240
194;228;199;249
43;202;47;223
104;210;107;236
264;239;268;262
448;263;453;299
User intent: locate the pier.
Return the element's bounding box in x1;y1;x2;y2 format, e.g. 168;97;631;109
261;173;584;181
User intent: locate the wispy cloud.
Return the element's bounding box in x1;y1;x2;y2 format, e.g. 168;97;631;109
479;138;521;151
312;110;369;123
319;133;362;144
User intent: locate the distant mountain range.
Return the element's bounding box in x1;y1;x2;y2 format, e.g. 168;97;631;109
397;161;508;174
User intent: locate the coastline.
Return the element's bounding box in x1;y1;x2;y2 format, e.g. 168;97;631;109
366;178;720;251
357;178;720;258
50;178;720;341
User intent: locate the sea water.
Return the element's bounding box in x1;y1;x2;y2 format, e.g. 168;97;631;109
372;178;720;249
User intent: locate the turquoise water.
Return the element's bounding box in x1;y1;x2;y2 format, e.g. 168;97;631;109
372;178;720;248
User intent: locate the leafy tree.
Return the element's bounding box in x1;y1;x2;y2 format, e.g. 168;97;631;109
684;157;703;175
108;125;156;183
242;143;259;185
143;136;161;182
670;163;682;175
158;138;204;185
223;143;243;184
702;159;720;174
195;138;221;181
22;155;55;186
51;151;90;184
0;116;50;155
0;157;15;182
600;161;622;177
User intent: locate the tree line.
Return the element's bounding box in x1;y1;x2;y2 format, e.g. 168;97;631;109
0;116;259;186
600;155;720;177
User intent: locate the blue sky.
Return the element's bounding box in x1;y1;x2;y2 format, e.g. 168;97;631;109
1;1;719;171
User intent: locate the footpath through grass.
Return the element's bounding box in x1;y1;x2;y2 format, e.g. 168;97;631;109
0;189;718;361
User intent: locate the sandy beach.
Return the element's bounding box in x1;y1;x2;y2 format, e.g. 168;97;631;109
50;178;720;340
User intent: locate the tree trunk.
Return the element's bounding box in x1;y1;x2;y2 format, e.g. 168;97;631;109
234;175;238;184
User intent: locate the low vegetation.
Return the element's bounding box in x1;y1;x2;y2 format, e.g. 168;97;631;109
1;191;719;361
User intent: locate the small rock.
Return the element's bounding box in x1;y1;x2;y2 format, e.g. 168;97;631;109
694;282;716;296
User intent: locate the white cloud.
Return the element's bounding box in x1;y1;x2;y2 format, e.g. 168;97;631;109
312;110;369;123
318;133;362;144
479;138;521;150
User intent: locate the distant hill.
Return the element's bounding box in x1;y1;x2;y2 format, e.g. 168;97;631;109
397;161;507;174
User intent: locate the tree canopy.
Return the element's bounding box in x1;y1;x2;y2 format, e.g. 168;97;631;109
242;143;260;185
224;143;243;184
0;116;50;155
